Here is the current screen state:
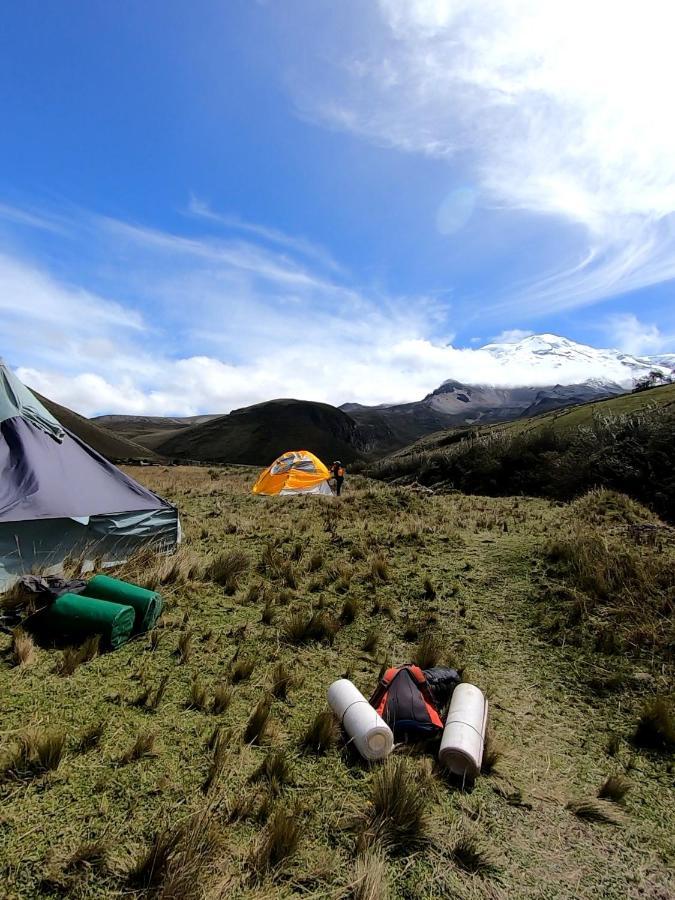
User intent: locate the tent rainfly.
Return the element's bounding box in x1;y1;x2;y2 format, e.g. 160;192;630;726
0;360;180;587
252;450;333;496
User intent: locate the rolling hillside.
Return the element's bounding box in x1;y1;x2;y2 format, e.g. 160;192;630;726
154;398;367;464
31;391;158;462
366;382;675;521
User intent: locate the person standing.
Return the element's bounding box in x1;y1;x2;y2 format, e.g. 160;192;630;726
330;460;346;496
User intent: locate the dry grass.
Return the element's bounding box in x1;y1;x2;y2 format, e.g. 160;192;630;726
231;657;255;683
566;797;620;824
244;697;272;745
340;595;360;624
175;630;193;665
1;727;66;780
349;849;389;900
358;758;429;854
301;710;337;754
452;825;496;874
250;749;293;795
370;555;390;582
187;678;209;711
127;808;220;897
212;683;233;715
270;661;294;700
282;611;339;645
119;730;157;765
248;804;302;877
632;697;675;751
422;577;436;602
362;628;379;653
11;628;37;668
202;730;229;794
413;632;442;669
597;774;631;803
74;720;106;753
56;635;100;676
205;550;249;593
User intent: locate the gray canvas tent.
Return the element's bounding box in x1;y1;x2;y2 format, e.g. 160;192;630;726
0;361;179;587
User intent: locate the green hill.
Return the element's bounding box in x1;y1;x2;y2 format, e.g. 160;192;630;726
155;398;366;465
366;382;675;521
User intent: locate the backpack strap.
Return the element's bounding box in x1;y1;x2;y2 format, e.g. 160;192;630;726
369;666;403;715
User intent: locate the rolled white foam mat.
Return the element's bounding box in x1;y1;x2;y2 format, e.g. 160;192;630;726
327;678;393;762
438;683;488;779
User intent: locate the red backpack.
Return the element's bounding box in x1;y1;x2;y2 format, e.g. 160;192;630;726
369;664;444;742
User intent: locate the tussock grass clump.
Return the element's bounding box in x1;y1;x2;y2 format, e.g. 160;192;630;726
249;804;302;877
259;544;299;588
205;550;249;593
202;730;229;793
1;727;66;779
597;774;631;803
187;678;208;711
632;697;675;751
11;628;36;668
212;683;233;715
414;632;442;669
56;635;100;676
543;521;675;660
261;600;275;625
231;657;255;683
282;610;340;645
341;595;360;624
350;849;389;900
75;720;106;753
175;630;192;664
301;710;337;754
244;697;272;745
250;749;293;795
359;758;429;854
362;629;379;653
147;674;170;711
119;730;156;765
148;629;161;651
370;555;390;582
127;809;220;896
566;797;619;824
422;577;436;601
243;580;265;604
270;661;294;700
307;551;324;573
452;825;496;874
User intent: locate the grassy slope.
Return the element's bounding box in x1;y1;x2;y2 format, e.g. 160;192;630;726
31;392;158;462
1;468;673;899
384;382;675;461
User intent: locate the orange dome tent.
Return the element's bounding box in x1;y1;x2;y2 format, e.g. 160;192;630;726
252;450;333;496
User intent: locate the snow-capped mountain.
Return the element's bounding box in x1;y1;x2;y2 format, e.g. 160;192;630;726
476;333;673;387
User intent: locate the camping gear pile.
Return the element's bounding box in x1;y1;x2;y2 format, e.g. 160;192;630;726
328;664;488;780
0;359;179;588
23;574;163;651
252;450;333;496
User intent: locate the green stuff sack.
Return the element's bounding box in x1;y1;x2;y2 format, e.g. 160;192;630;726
44;593;135;650
82;575;163;633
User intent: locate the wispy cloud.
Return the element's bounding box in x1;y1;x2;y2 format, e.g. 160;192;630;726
3;198;671;417
186;196;343;273
292;0;675;315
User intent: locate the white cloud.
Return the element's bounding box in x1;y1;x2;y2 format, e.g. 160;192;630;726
491;329;533;344
3;203;671;417
604;313;672;357
293;0;675;313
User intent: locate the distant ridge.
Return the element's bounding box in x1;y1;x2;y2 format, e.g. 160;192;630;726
32;391;157;462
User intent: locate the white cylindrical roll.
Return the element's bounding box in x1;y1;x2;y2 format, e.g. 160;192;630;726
327;678;393;762
438;683;488;779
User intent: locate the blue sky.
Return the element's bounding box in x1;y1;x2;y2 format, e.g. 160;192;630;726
1;0;674;415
